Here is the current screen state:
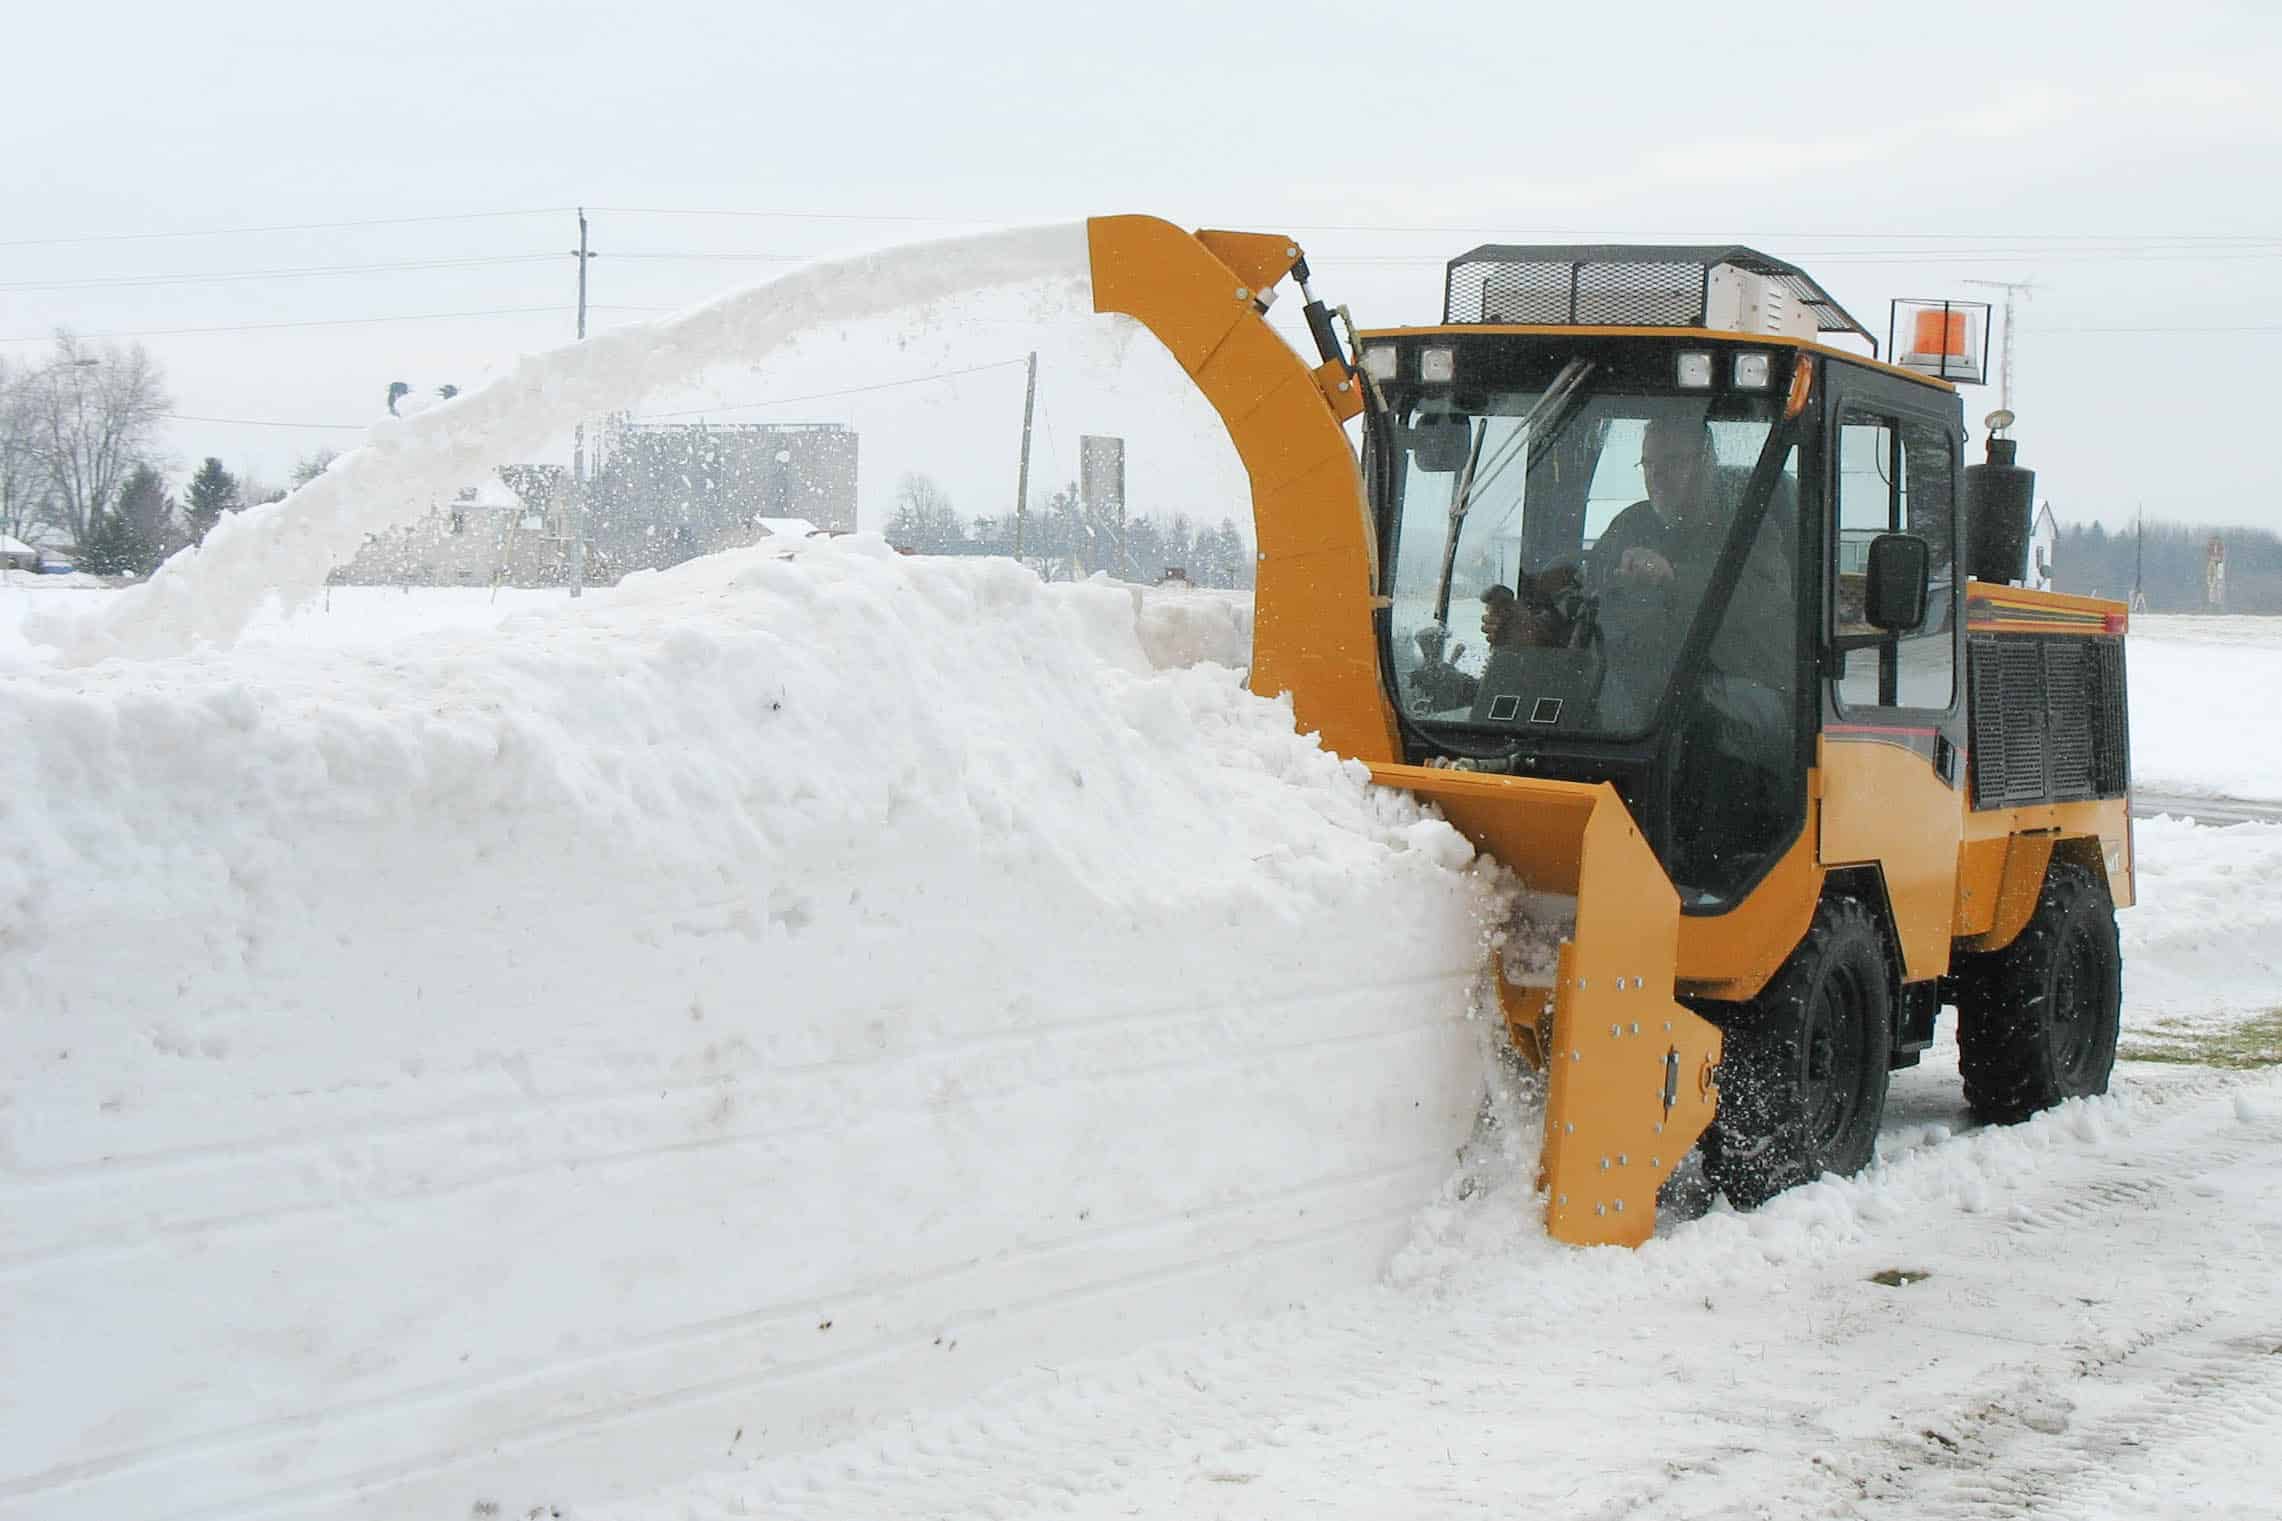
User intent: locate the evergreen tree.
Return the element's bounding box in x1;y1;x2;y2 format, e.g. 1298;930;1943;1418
82;463;177;576
1162;513;1198;579
1124;515;1166;582
1203;519;1252;589
183;456;241;544
77;502;139;576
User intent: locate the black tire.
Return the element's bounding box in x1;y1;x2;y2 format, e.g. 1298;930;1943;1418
1956;861;2122;1123
1706;896;1895;1209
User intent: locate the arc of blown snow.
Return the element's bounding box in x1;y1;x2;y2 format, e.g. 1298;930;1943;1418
39;223;1092;667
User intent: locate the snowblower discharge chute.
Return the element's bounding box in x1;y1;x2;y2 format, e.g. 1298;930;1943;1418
1086;215;2133;1246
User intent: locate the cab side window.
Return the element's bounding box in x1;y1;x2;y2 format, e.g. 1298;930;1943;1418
1833;407;1956;710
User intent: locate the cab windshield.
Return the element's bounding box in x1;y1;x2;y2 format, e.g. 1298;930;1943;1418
1382;373;1799;743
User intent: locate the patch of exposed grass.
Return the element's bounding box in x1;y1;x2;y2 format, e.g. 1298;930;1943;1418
2120;1007;2282;1070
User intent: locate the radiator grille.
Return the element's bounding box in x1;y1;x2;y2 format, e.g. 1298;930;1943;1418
1967;634;2131;810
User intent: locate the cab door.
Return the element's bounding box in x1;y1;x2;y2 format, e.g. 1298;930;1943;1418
1816;369;1968;982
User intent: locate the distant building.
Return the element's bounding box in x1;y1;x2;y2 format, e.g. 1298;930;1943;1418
327;420;858;588
332;468;576;587
2028;503;2057;592
590;420;857;577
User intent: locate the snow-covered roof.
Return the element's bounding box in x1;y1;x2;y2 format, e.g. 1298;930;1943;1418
0;533;33;556
753;517;820;537
458;476;525;509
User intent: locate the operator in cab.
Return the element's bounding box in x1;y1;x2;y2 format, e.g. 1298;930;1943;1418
1595;411;1799;888
1422;408;1797;892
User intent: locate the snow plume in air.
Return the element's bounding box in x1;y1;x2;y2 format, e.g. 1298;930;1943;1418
28;223;1094;666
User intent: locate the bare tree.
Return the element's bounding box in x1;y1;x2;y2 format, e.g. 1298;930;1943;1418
0;356;49;543
289;448;340;489
17;333;172;548
885;472;966;552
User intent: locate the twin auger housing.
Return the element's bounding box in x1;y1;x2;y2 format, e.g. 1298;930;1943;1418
1087;217;2131;1247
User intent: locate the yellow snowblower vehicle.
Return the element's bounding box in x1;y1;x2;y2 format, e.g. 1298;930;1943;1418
1088;216;2132;1246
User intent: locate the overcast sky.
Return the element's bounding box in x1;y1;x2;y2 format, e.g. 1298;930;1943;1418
8;0;2280;536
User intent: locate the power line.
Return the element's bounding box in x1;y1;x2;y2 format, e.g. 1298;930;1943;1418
0;254;561;293
592;207;2282;244
0;207;572;250
158;356;1032;439
0;304;668;343
14;241;2273;296
588;205;981;225
2028;323;2282;333
607;251;808;263
10;202;2282;251
163;411;367;430
633;357;1031;419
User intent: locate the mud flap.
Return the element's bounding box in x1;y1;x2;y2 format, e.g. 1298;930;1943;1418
1370;766;1723;1248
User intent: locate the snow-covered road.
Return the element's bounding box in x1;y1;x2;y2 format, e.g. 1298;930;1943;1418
609;1057;2282;1521
6;574;2279;1521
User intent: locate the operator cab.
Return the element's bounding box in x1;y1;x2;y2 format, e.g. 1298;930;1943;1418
1358;246;1958;912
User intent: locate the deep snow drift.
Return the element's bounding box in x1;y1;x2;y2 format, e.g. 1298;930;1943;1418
0;550;1499;1521
10;570;2282;1521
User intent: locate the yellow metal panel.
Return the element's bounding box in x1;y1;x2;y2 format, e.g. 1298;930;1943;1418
1955;831;2057;954
1367;765;1721;1247
1952;835;2008;940
1087;215;1399;765
1194;229;1301;296
1964;579;2127;633
1960;796;2134;911
1819;737;1963;981
1195;322;1319;432
1312;358;1366;422
1674;826;1825;1001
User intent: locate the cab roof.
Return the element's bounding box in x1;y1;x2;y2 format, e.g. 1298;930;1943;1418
1443;243;1877;353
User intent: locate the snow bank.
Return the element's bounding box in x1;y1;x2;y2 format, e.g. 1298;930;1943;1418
2128;615;2282;801
23;222;1094;667
0;543;1500;1521
2120;813;2282;1024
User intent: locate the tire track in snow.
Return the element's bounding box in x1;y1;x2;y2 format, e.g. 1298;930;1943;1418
579;1073;2282;1520
1;974;1483;1271
0;1156;1461;1521
1863;1322;2282;1521
9;962;1485;1185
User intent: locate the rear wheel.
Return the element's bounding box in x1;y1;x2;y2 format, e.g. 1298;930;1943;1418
1956;862;2122;1123
1706;896;1895;1209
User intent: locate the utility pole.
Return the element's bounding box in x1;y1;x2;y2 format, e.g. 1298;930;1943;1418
2131;505;2148;614
1012;350;1038;560
1963;277;2035;419
568;207;597;597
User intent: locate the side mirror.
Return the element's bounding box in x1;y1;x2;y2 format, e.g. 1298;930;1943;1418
1405;416;1473;474
1864;532;1931;631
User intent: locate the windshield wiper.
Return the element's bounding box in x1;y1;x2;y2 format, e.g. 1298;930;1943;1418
1427;357;1595;626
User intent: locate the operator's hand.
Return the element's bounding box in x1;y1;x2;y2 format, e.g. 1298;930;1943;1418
1618;546;1676;587
1413;627;1464;667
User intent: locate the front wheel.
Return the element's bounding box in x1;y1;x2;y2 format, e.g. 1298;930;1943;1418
1705;896;1895;1209
1955;861;2122;1123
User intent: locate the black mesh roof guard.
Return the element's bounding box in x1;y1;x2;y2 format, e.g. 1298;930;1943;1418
1444;243;1877;355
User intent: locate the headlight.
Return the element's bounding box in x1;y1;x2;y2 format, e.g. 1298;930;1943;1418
1360;344;1399;381
1676;351;1713;388
1733;352;1772;389
1420;347;1457;383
